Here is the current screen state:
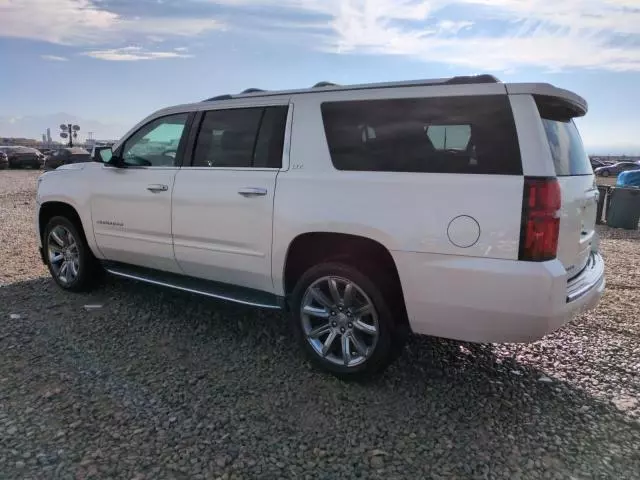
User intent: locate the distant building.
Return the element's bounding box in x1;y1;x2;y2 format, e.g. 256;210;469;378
46;128;52;144
0;137;38;146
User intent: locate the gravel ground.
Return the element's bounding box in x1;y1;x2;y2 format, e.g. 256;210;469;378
1;170;639;480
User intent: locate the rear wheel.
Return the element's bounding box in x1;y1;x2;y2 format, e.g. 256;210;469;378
44;216;101;292
601;170;610;177
291;262;403;379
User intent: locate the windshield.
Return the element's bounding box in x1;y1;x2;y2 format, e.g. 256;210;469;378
542;119;592;176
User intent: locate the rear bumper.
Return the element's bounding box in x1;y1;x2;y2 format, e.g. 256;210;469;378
567;252;605;303
392;250;605;343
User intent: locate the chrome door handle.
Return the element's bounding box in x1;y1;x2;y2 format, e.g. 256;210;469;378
238;187;267;197
147;184;168;192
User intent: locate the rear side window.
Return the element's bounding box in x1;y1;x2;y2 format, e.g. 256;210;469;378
320;96;522;174
253;106;288;168
541;119;592;176
192;106;288;168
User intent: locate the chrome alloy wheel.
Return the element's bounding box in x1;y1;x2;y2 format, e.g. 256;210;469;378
300;276;379;367
47;225;80;284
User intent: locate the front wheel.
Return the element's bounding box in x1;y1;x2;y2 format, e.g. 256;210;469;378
290;262;403;379
44;216;100;292
601;170;610;177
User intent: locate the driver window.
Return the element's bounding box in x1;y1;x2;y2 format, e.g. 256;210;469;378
121;113;188;167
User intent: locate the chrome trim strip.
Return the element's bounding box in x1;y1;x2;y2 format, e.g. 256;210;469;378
106;268;281;309
566;252;605;303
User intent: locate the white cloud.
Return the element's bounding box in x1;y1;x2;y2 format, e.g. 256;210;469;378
212;0;640;71
0;0;223;45
41;55;69;61
3;0;640;71
437;20;474;34
83;46;193;61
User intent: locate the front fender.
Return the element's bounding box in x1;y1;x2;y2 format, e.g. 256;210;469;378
37;170;104;260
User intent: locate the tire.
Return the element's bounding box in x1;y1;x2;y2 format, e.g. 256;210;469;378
43;216;101;292
601;170;610;177
290;261;405;380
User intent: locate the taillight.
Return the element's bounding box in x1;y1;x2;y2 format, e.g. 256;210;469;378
518;177;561;261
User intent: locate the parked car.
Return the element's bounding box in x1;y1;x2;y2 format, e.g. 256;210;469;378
594;161;640;177
616;169;640;188
0;146;43;169
35;75;605;378
43;147;91;170
0;150;8;170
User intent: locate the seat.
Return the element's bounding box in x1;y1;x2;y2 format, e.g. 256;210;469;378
219;130;253;167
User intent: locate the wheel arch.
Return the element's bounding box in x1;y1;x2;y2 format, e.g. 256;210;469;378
38;201;102;259
281;231;410;333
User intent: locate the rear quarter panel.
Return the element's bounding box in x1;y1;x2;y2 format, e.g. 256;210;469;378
272;88;525;295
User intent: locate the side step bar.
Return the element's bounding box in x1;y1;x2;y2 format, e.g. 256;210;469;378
102;261;283;310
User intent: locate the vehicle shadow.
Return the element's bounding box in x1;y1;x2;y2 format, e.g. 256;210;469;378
1;276;639;479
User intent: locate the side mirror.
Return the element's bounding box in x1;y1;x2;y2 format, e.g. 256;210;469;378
100;148;127;168
97;147;113;163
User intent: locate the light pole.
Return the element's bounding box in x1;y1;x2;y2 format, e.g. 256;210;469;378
60;123;80;147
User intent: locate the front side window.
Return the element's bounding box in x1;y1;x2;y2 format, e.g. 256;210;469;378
192;106;288;168
321;96;521;174
121;113;188;167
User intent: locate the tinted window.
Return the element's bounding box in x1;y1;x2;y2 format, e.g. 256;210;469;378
321;96;521;174
121;113;188;167
193;108;261;168
253;107;288;168
192;106;287;168
542;119;592;176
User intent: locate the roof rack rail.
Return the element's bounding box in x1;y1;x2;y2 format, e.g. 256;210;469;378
241;88;266;94
313;81;339;88
200;74;500;102
204;94;233;101
444;74;500;85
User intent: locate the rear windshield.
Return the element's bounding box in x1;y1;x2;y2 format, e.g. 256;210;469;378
321;96;522;175
541;119;592;176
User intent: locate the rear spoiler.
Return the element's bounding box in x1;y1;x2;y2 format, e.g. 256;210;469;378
506;83;588;119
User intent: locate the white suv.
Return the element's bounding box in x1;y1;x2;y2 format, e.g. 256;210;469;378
35;75;605;378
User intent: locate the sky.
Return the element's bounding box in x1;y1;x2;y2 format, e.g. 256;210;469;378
0;0;639;154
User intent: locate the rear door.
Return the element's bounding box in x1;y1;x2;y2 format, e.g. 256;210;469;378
539;106;597;278
171;103;289;293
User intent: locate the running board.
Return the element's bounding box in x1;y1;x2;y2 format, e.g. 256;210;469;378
102;261;283;310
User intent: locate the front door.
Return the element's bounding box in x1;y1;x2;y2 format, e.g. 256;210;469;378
172;104;289;292
90;112;191;273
